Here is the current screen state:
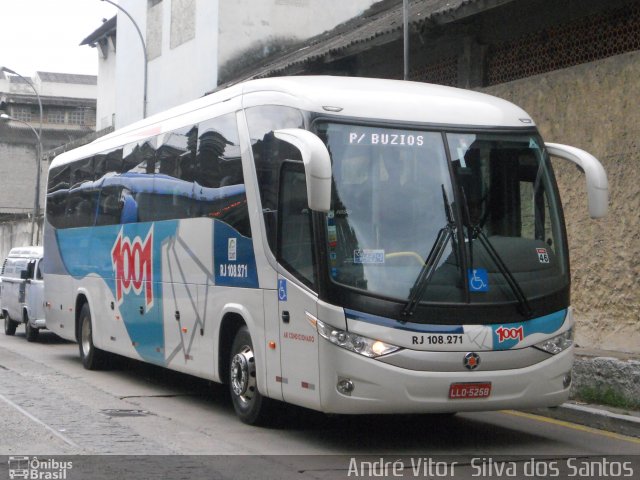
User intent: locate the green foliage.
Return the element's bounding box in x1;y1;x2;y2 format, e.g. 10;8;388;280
575;386;640;411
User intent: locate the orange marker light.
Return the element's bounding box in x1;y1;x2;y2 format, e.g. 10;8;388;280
182;327;188;333
268;341;277;350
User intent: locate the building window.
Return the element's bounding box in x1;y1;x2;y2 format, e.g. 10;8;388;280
47;110;65;124
12;107;32;122
69;110;85;125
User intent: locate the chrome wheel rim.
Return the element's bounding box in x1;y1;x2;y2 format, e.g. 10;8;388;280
230;345;256;406
81;317;92;357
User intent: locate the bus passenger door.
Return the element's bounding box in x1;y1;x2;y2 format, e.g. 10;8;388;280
276;162;321;410
277;277;320;409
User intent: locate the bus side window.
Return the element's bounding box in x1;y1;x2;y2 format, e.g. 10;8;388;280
195;114;252;236
277;161;316;289
120;192;138;224
246;105;305;255
46;164;70;229
95;186;123;226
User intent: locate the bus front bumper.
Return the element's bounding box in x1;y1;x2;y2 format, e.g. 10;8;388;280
318;340;572;414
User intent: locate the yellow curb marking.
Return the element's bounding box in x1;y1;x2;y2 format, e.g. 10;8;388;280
501;410;640;445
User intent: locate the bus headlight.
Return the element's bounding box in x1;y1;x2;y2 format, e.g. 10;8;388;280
533;328;574;355
314;318;401;358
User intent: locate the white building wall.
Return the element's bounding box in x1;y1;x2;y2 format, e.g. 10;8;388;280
115;0;149;129
146;0;218;118
115;0;218;128
96;37;118;130
35;78;97;100
112;0;377;128
1;75;96;100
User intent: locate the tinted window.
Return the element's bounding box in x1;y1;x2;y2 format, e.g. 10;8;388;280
64;187;99;228
246;106;304;253
278;162;316;288
95;186;124;226
94;148;124;179
47;114;252;233
122;139;157;223
46;164;70;229
195;114;250;237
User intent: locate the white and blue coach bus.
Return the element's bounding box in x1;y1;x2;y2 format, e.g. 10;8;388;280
43;77;608;424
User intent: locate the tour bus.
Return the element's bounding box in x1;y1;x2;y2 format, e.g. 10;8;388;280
43;76;607;424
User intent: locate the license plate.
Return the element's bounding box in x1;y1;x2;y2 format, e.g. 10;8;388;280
448;382;492;399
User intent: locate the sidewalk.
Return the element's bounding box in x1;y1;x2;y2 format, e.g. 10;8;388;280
529;347;640;438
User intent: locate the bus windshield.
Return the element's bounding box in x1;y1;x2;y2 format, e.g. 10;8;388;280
316;122;568;310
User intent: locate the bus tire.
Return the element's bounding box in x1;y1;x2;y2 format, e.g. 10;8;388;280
79;303;107;370
229;326;270;425
25;314;39;342
4;314;18;336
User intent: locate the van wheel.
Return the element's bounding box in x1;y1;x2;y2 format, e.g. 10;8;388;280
229;326;271;425
25;316;39;342
79;303;107;370
4;315;18;336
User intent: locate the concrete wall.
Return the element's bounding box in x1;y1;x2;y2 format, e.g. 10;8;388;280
217;0;378;81
481;51;640;353
0;218;41;261
34;78;97;100
0;75;96;100
0;141;45;217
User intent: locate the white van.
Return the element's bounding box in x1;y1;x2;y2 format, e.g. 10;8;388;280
1;246;45;341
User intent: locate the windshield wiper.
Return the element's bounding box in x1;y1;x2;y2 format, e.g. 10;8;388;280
473;226;533;318
459;188;533;318
402;186;456;317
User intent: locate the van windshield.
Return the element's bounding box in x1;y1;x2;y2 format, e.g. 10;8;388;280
315;122;568;310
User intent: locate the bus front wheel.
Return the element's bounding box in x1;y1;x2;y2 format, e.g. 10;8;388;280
79;303;108;370
229;326;270;425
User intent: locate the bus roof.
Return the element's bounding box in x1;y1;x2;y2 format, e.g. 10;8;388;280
51;76;534;169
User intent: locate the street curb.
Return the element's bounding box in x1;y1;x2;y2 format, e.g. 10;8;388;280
529;403;640;438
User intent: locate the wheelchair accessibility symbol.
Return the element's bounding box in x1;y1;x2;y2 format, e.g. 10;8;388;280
468;268;489;292
278;279;288;302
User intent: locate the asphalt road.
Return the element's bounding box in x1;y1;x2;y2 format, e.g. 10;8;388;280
1;328;638;479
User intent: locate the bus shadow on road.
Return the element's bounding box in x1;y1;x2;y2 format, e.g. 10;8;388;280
39;344;550;452
266;406;549;452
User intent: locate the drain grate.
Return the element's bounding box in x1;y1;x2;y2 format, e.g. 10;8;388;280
100;409;153;417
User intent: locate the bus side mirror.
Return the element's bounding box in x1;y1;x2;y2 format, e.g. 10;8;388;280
545;143;608;218
20;270;29;280
274;128;332;212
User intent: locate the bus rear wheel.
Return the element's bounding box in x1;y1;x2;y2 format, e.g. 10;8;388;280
229;326;271;425
4;315;18;336
79;303;108;370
